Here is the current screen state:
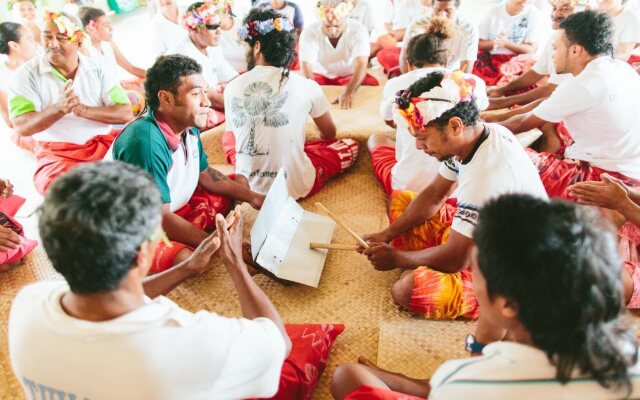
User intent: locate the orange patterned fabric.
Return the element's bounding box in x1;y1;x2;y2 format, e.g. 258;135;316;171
388;191;479;320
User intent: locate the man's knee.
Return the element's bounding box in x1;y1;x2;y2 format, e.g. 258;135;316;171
391;270;414;309
367;133;393;153
330;363;367;400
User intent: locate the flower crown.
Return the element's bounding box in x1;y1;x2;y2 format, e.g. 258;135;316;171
549;0;590;7
317;0;353;23
182;1;232;31
238;17;294;41
7;0;35;11
394;70;476;132
43;10;85;45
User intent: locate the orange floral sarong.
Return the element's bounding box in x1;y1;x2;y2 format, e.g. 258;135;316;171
389;191;479;320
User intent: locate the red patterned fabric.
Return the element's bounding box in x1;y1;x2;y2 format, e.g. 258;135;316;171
221;132;359;199
345;385;424;400
312;73;380;86
246;324;345;400
472;52;517;87
150;183;232;274
32;129;120;195
0;196;37;265
377;47;401;73
370;144;396;196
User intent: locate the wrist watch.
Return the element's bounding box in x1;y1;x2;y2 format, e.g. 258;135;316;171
465;334;486;354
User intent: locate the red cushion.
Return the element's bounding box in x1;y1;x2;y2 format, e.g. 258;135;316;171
247;323;345;400
345;385;424;400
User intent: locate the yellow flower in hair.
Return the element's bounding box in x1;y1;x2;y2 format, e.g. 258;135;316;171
447;70;474;102
274;18;282;31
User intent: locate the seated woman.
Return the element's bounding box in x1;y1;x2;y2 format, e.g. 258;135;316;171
332;194;640;400
9;0;41;44
473;0;544;86
0;22;38;153
368;23;488;196
299;0;377;109
78;6;147;116
150;0;186;56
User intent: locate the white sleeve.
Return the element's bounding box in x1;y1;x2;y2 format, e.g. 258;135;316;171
380;79;396;121
205;316;287;398
461;23;479;62
477;11;492;40
532;79;594;123
438;159;459;182
392;4;413;30
9;66;42;117
352;24;371;58
308;79;331;118
298;28;319;65
531;39;552;75
523;9;542;44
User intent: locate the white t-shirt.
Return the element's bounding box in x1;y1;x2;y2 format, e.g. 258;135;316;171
533;56;640;179
224;65;330;198
438;123;547;237
151;12;187;56
299;19;370;79
531;32;571;85
220;19;249;72
349;0;376;33
9;281;287;400
392;0;430;30
430;341;640;399
612;9;640;51
402;14;479;69
86;41;118;78
167;37;239;88
380;67;488;192
478;3;544;55
8;54;127;144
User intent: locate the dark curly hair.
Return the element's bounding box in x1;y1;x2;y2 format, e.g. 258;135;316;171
404;71;479;128
77;6;106;28
0;22;22;55
39;162;162;294
475;194;638;396
145;54;202;112
242;8;297;69
560;10;614;57
405;17;452;68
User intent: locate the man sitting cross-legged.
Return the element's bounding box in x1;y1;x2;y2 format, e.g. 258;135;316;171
106;54;265;274
332;194;640;400
485;0;584;115
9;161;291;399
222;8;359;199
299;0;377;109
9;11;133;194
360;71;547;325
369;27;488;196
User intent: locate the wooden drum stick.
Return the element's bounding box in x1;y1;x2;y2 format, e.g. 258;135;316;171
315;202;370;249
310;242;359;251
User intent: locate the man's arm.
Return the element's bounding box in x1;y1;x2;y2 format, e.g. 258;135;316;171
161;203;208;248
487;69;545;98
111;41;146;79
0;92;12;128
198;167;264;209
482;98;544;123
11;108;67;137
488;83;557;110
364;174;457;243
73;103;134;125
459;60;473;74
501;40;536;55
498;110;546;134
301;61;315;80
478;39;495;52
338;56;368;109
312;111;337;140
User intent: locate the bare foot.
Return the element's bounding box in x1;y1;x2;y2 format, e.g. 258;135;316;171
357;356;379;369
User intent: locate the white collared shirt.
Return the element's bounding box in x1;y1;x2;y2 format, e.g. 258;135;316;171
299;19;370;79
8;54;128;144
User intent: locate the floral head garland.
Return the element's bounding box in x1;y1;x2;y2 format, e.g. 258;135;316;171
43;10;86;45
7;0;35;11
182;1;232;31
238;17;294;41
549;0;591;7
394;70;476;131
317;0;353;23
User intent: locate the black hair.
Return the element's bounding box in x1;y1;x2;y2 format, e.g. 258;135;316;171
0;22;22;55
405;17;452;68
144;54;202;112
560;10;614;57
242;8;296;70
77;6;106;28
474;194;638;395
399;71;479;128
39;162;162;294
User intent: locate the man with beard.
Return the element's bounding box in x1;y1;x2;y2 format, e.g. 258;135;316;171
8;10;133;194
486;0;586;113
299;0;377;109
106;54;265;274
360;71;546;325
167;1;238;128
221;8;359;199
